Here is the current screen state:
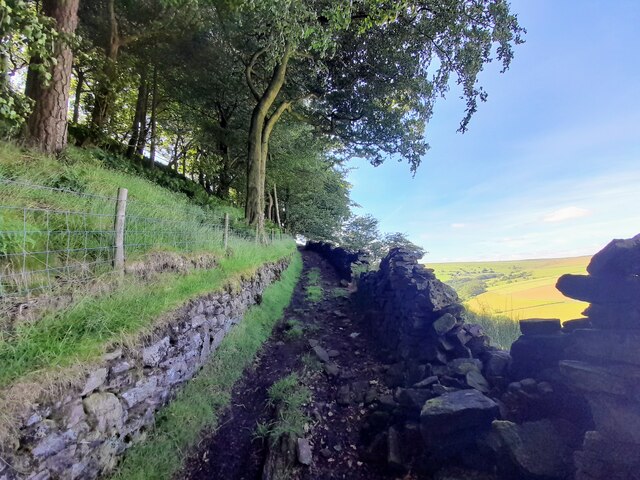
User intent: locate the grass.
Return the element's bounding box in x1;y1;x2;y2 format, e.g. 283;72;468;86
110;251;303;480
465;310;521;350
0;239;296;388
264;373;311;443
430;256;591;322
0;141;264;296
305;267;323;303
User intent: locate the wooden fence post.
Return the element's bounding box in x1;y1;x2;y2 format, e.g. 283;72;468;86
223;213;229;251
113;188;128;273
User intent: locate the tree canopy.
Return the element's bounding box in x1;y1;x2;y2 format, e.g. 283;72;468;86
1;0;524;246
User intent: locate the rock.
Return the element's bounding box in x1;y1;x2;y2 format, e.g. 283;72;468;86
327;350;340;358
61;399;86;429
433;313;457;335
586;393;640;444
102;349;122;361
519;318;561;335
483;350;511;378
81;367;108;396
83;393;124;433
510;334;570;379
587;233;640;277
520;378;537;393
340;279;349;287
560;317;592;332
142;337;170;367
396;388;436;410
32;432;70;459
387;426;404;471
583;303;640;329
556;273;640;305
448;358;482;376
420;390;499;444
337;385;351;406
465;370;490;393
567;329;640;366
312;345;330;363
492;419;575;478
121;377;160;408
296;438;312;465
559;360;640;398
324;362;339;377
414;375;439;388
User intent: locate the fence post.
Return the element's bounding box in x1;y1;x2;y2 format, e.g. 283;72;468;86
113;188;128;273
223;213;229;251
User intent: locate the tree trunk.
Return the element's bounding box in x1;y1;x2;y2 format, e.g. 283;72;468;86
135;81;149;157
24;0;79;154
90;0;120;136
266;188;273;221
273;183;282;228
149;65;158;168
244;44;291;237
72;67;84;124
127;68;147;157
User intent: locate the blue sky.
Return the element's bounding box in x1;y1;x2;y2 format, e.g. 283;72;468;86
346;0;640;262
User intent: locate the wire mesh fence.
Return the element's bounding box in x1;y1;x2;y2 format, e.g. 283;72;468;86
0;179;286;299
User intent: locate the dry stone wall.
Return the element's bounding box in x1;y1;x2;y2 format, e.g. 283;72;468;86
0;258;289;480
305;241;366;281
313;238;640;479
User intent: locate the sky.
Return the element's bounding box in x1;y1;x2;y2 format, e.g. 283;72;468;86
346;0;640;263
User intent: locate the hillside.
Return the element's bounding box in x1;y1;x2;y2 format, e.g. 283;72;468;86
429;256;591;321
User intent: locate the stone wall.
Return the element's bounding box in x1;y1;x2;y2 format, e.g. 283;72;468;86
353;248;512;474
304;241;366;281
0;259;289;480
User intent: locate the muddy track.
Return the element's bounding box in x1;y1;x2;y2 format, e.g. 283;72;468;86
180;249;399;480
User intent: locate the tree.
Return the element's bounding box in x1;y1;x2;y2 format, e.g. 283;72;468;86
222;0;523;234
23;0;80;153
0;0;58;137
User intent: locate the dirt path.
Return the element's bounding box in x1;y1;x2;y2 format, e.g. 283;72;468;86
180;249;400;480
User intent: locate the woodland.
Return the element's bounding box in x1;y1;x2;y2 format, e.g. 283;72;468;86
1;0;523;250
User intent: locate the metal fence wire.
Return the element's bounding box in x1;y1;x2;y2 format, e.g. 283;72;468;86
0;179;285;298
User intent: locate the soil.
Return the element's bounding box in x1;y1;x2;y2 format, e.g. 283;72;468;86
180;248;403;480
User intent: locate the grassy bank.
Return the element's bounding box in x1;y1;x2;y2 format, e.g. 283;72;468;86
111;251;303;480
0;240;295;388
465;310;521;350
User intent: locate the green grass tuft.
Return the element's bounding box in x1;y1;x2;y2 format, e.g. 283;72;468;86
110;252;303;480
465;309;521;350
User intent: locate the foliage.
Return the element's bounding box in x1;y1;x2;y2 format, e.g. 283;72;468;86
339;214;425;263
111;252;302;480
0;0;58;135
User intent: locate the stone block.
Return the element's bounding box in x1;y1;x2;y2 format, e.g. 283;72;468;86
420;390;498;444
83;393;124;434
142;337;170;367
587;233;640;277
81;368;108;396
557;273;640;305
519;318;561;335
568;329;640;366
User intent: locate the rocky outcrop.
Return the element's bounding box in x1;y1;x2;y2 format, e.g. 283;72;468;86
0;259;289;480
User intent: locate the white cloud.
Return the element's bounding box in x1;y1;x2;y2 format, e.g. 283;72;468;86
451;223;466;228
543;206;590;223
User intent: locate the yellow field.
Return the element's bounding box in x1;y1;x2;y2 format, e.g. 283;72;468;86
428;256;591;322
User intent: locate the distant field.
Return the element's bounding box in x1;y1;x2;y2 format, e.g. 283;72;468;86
428;256;591;322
